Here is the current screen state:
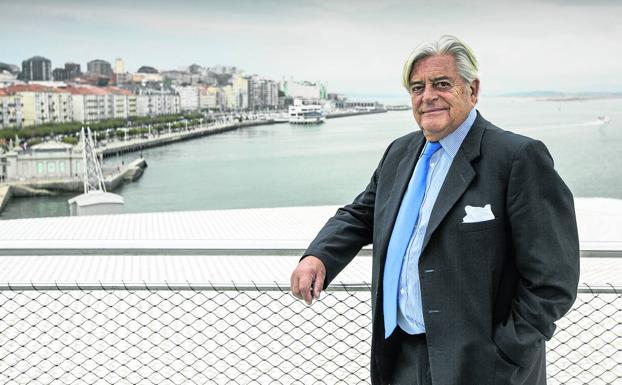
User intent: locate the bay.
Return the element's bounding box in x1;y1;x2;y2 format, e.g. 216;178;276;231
2;96;621;220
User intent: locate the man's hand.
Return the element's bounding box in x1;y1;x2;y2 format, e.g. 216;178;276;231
290;256;326;305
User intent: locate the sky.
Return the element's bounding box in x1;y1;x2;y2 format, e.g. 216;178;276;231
1;0;621;98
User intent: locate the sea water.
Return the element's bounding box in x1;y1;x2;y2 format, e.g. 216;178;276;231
2;96;621;219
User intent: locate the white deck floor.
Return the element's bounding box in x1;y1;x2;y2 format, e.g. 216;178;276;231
0;198;619;287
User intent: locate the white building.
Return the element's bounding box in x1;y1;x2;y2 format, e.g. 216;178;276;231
174;86;200;112
232;75;249;110
199;86;224;111
114;58;125;74
248;76;278;110
69;87;110;124
5;85;73;127
281;80;326;100
136;93;180;117
0;90;23;128
4;141;82;181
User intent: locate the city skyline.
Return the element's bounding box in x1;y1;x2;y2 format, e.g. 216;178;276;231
2;0;621;98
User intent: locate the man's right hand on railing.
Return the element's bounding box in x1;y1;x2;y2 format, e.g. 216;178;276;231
290;255;326;305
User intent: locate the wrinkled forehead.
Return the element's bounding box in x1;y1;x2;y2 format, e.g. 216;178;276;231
410;54;460;81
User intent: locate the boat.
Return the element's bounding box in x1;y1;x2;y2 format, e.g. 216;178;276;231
67;127;124;216
597;115;611;124
289;99;326;124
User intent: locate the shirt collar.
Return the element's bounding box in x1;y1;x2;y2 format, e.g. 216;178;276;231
438;107;476;159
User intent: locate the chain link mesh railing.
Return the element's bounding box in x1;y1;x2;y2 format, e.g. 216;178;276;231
0;283;619;384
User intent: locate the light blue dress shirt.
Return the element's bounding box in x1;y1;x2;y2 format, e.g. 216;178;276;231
397;107;477;335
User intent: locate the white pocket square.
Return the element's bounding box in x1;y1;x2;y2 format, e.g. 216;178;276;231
462;204;495;223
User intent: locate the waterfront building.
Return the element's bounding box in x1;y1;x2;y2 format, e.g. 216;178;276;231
136;90;180;117
174;86;200;112
21;56;52;82
68;86;110;124
4;141;82;182
280;80;326;100
248;76;279;110
108;87;136;118
0;89;23;129
221;85;237;110
68;86;138;123
5;84;73;127
128;94;137;116
87;60;113;78
199;86;224;111
232;75;249;110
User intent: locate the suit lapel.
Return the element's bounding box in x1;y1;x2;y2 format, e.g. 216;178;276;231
421;112;487;253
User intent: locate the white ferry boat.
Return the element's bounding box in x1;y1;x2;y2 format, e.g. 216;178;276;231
289;99;326;124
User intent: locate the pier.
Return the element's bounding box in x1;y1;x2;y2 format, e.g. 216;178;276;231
0;158;147;214
99;119;279;158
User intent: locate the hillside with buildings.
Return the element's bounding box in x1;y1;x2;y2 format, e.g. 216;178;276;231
0;56;362;131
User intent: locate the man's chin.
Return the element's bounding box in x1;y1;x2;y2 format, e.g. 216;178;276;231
421;124;448;141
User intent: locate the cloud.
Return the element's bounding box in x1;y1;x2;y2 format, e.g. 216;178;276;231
2;0;621;94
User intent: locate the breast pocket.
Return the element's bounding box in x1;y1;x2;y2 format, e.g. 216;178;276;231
458;218;498;232
454;218;500;293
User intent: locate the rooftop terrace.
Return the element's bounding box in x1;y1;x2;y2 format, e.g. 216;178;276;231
0;201;619;384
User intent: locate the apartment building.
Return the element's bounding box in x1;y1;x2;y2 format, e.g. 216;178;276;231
0;89;23;128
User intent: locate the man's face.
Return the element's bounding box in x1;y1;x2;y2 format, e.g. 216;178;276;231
409;54;479;142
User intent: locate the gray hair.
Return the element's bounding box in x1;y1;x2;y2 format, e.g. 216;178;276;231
402;35;478;91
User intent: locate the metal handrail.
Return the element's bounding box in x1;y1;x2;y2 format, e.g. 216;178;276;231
0;281;615;294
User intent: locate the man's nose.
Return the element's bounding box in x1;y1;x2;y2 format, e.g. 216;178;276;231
421;84;438;103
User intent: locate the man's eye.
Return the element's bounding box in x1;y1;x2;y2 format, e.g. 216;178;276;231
434;81;452;90
410;85;424;94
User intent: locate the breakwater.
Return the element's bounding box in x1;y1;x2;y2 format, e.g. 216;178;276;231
326;109;387;119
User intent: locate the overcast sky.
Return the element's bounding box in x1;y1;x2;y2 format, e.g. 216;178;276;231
2;0;620;97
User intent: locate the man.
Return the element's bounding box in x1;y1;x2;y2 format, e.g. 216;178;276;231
290;35;579;385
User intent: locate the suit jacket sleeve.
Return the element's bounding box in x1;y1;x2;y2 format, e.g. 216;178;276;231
494;139;580;367
302;140;395;288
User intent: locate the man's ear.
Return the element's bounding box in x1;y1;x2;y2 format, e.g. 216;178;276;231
469;79;480;104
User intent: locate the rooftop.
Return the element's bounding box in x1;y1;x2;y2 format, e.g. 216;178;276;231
0;200;619;287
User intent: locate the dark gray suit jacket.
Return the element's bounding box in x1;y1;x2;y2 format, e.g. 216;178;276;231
304;112;580;385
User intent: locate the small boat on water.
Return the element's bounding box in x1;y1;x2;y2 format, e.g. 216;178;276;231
597;115;611;124
289;99;326;124
68;127;124;216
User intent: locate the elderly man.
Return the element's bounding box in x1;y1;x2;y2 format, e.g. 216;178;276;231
291;35;579;385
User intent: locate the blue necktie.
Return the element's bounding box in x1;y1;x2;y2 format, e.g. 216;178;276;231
383;141;442;338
